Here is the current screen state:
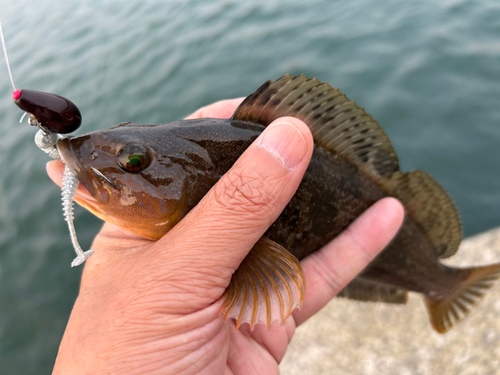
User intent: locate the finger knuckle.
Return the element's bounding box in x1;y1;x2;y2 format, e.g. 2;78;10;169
213;169;280;219
308;252;344;296
341;226;373;263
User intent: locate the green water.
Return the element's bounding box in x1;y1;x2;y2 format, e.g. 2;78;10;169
1;0;500;372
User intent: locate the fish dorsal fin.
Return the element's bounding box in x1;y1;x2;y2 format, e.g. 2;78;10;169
381;170;462;259
233;74;400;179
220;236;305;330
338;277;408;304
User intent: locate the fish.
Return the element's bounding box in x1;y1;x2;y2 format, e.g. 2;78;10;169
54;74;500;333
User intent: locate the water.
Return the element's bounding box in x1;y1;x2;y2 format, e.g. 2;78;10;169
1;0;500;372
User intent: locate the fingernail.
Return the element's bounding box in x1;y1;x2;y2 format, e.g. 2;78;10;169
258;121;307;170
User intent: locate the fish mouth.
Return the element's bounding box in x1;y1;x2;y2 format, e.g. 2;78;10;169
57;137;98;200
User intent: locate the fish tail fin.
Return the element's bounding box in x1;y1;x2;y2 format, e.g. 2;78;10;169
424;263;500;333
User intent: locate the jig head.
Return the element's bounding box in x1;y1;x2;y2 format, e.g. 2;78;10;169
13;88;82;134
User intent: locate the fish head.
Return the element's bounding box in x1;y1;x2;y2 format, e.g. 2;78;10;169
56;122;207;240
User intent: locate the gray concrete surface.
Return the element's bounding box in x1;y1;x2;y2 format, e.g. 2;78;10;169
280;227;500;375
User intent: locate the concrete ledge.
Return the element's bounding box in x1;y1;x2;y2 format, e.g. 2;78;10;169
280;227;500;374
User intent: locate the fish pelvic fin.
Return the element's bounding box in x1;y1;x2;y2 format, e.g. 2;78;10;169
232;74;400;180
424;263;500;334
219;236;305;330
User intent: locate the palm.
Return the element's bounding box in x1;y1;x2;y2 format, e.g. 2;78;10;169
74;198;400;374
83;223;293;373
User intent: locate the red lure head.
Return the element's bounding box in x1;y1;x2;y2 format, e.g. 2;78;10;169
12;89;21;100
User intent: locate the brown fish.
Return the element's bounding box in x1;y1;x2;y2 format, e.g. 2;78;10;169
56;74;500;333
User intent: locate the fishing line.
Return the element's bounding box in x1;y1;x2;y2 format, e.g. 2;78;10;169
0;19;16;91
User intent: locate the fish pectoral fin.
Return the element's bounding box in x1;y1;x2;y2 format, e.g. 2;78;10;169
338;277;408;304
219;236;306;330
424;263;500;334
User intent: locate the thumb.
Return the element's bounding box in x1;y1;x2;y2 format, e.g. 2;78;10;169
150;116;314;291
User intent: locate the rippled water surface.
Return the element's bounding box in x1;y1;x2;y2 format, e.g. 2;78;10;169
1;0;500;373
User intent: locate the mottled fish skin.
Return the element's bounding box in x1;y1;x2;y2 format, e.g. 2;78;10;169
266;149;470;299
57;118;464;299
58;119;264;239
56;75;500;333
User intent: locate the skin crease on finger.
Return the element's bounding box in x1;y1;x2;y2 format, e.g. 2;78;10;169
48;99;404;375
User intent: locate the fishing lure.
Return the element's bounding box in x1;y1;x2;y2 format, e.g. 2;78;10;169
13;88;82;134
1;20;93;267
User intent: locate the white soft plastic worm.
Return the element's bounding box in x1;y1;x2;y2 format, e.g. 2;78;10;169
35;129;94;267
34;128;61;160
61;167;94;267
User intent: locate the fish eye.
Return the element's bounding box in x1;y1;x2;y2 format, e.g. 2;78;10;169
116;144;153;173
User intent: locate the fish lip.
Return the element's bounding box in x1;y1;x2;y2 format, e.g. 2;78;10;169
56;137;97;199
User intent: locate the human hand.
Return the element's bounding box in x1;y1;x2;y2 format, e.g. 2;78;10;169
48;98;404;375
